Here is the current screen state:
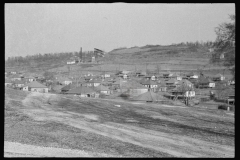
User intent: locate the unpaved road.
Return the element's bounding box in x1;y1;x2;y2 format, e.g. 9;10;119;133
5;91;234;157
4;141;94;157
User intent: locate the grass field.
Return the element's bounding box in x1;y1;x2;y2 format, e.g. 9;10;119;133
4;88;234;157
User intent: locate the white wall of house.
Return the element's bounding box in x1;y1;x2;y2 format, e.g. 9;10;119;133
185;91;195;97
67;61;76;64
93;83;101;87
100;90;110;95
190;75;198;79
150;84;158;88
209;82;215;88
28;78;35;82
176;77;182;81
64;81;72;85
151;76;156;81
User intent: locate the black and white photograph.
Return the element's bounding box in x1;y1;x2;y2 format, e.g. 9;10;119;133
4;3;235;157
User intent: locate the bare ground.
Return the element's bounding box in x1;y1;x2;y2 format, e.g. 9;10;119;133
4;89;235;157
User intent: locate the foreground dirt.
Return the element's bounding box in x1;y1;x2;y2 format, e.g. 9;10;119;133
4;141;97;157
5;90;234;157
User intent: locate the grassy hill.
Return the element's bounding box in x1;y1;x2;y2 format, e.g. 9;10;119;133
5;44;232;79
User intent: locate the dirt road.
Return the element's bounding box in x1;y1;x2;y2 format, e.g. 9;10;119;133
11;91;233;157
4;141;96;157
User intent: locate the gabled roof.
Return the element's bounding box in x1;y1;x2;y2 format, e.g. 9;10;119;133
24;81;48;88
94;85;110;91
213;73;224;78
144;74;155;78
132;91;167;101
198;76;211;84
166;79;178;84
186;72;195;76
89;79;102;83
121;80;148;89
66;86;95;94
177;79;193;86
140;79;157;85
51;85;64;91
61;83;78;91
13;79;26;84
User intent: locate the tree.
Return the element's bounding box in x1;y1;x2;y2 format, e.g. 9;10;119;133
211;15;235;78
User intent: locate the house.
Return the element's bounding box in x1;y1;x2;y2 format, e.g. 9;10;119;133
88;79;102;87
171;73;182;81
24;76;36;82
66;86;96;97
60;83;78;93
10;71;17;74
101;72;111;78
22;81;48;93
10;74;22;81
176;79;194;88
136;71;146;78
212;74;225;81
84;76;94;81
131;90;167;102
170;85;195;99
67;56;79;64
156;82;167;92
162;72;173;79
119;80;149;97
56;77;73;85
198;76;215;88
118;73;128;79
186;72;198;79
166;79;178;87
144;74;157;81
5;78;13;87
121;70;131;74
13;80;26;88
94;85;111;95
139;79;158;91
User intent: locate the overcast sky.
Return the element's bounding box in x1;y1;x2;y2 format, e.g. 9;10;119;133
5;3;235;59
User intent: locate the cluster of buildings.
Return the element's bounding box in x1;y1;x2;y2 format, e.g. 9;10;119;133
5;68;235;105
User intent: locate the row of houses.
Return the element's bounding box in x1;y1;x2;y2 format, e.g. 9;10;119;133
5;69;234;105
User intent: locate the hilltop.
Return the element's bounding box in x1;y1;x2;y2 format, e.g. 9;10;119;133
5;43;231;79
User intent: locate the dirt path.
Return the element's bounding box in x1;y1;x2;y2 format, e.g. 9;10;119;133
18;92;234;157
4;141;99;157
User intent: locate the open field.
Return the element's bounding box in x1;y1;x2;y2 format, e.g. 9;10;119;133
5;88;234;157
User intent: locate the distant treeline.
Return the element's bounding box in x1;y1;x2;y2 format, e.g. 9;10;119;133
5;51;95;68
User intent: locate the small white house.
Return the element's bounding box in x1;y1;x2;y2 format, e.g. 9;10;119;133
185;90;195;98
101;73;111;78
209;81;215;88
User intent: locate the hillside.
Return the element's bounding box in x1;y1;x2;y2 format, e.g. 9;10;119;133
5;44;232;79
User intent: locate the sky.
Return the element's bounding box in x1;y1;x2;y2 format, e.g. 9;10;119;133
5;3;235;59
